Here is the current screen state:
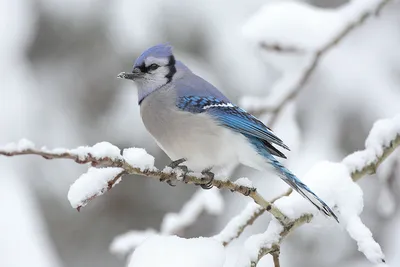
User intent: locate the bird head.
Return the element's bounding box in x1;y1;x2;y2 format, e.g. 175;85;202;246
118;44;177;95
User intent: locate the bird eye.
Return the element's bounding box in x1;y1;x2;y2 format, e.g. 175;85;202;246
148;64;159;71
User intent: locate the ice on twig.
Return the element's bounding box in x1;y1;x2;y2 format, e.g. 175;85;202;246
68;167;124;210
123;147;155;171
127;235;225;267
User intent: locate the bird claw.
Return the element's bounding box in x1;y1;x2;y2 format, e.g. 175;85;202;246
200;170;214;190
168;158;187;169
166;180;176;187
176;165;189;182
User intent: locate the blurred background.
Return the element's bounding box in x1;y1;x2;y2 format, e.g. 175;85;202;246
1;0;400;266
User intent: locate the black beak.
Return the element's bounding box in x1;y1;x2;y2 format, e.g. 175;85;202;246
117;68;142;80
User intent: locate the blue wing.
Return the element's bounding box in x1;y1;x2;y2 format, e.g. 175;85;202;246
177;95;339;221
176;96;289;156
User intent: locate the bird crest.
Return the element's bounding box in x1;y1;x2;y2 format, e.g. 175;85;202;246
134;43;173;68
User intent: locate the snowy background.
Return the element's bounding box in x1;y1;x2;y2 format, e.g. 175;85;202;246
1;0;400;266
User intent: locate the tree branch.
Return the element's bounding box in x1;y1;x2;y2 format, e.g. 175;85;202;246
271;248;281;267
224;0;393;248
250;215;312;267
245;0;392;124
351;134;400;182
0;143;290;225
1;123;398;265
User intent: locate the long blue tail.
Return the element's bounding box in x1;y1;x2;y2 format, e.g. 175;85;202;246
268;155;339;222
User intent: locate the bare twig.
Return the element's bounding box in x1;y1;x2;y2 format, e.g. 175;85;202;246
271;248;281;267
259;43;304;54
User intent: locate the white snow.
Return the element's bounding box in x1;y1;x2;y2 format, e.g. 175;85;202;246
1;138;35;153
127;235;225;267
110;229;157;257
123;147;155;170
233;177;253;188
213;202;262;244
67;167;124;209
242;1;341;52
110;188;223;257
90;142;122;159
240;0;391;113
242;0;387;53
343;114;400;173
244;218;283;261
346;216;385;263
274;161;385;263
161;188;223;234
70;142;122;161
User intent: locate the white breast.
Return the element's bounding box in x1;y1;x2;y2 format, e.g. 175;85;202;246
140;88;267;172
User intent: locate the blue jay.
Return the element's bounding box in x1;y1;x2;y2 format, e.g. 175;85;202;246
118;44;338;221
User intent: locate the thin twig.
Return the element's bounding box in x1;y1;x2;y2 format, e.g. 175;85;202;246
352;135;400;181
248;0;392;124
271;248;281;267
250;215;312;267
259;43;304;53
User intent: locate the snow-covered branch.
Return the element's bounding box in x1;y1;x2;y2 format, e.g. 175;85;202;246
242;115;400;266
0;140;289;224
110;188;224;257
241;0;393;123
216;1;395;261
1;113;399;266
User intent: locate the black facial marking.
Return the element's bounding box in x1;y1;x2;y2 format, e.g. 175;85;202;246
137;63;147;73
165;55;176;83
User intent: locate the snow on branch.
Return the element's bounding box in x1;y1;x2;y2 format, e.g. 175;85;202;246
240;0;392;122
2;114;399;266
127;235;225;267
239;114;400;266
110;188;224;257
68;167;125;211
343;115;400;181
0;139;289;225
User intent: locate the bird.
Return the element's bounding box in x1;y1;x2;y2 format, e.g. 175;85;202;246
117;44;338;222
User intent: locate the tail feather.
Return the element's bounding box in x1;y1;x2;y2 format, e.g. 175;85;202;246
269;156;339;222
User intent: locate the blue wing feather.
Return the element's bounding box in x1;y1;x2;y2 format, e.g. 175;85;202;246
176;95;339;221
176;96;289;151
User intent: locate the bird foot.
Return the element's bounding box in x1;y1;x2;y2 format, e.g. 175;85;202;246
168;158;190;183
199;169;215;190
168;158;187;169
